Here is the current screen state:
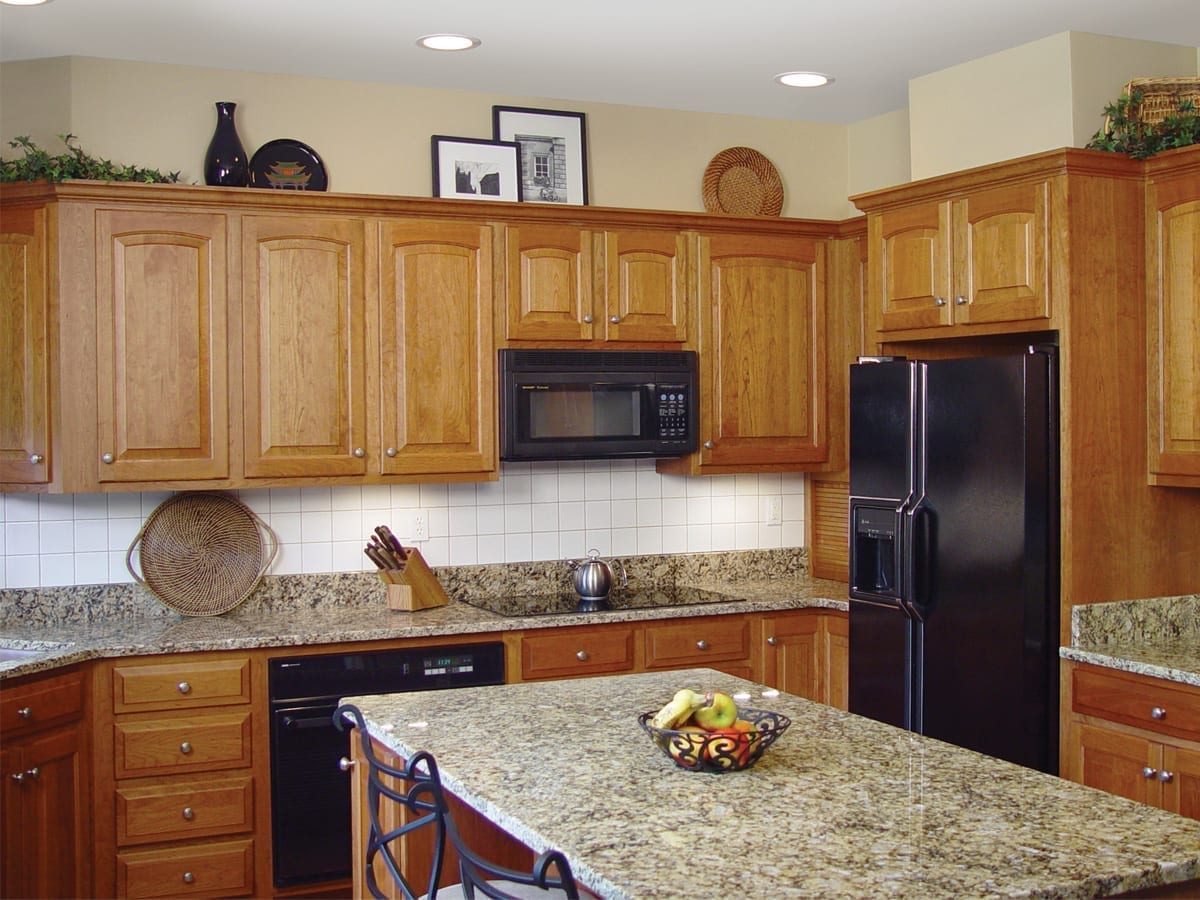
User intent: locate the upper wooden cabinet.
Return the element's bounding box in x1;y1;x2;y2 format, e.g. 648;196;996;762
502;222;689;344
1146;145;1200;487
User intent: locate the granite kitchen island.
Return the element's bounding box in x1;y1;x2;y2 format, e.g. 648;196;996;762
344;668;1200;899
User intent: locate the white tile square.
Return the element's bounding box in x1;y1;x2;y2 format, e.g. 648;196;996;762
270;512;303;544
636;499;662;526
504;475;532;504
269;488;302;513
637;527;663;555
504;504;532;533
477;534;506;564
140;492;173;515
584;501;612;529
74;519;109;553
558;501;585;530
611;528;638;555
558;472;586;502
686;524;712;552
611;499;637;529
531;502;559;532
448;483;479;506
108;551;135;584
300;487;333;511
6;555;38;587
710;475;736;497
0;558;4;586
662;497;687;526
781;521;806;547
73;494;109;519
711;523;736;551
5;494;39;522
40;553;75;586
686;497;712;525
686;478;712;497
505;533;532;562
475;480;506;504
360;485;393;509
105;493;142;517
448;536;479;565
659;474;688;498
531;532;560;561
239;490;272;516
301;511;333;543
419;484;448;507
635;470;662;498
271;543;303;575
734;474;760;496
74;551;110;585
661;525;687;554
428;507;449;538
332;540;367;574
421;538;450;567
610;469;637;500
6;522;38;554
757;473;783;492
330;486;363;511
299;543;333;573
757;523;783;548
331;510;362;540
501;461;532;476
711;496;736;524
781;473;807;493
108;518;141;552
391;484;422;507
531;473;559;503
735;522;760;550
476;505;505;535
583;530;612;555
735;495;758;523
783;493;806;522
37;494;74;521
558;530;587;559
449;507;479;536
40;520;73;552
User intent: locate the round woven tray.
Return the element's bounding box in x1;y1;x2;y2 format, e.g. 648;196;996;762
127;492;277;616
702;147;784;216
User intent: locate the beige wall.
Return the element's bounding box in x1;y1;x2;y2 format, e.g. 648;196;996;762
847;108;911;197
1;56;859;219
909;32;1199;180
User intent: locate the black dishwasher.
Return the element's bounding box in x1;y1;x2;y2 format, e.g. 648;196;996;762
268;642;505;888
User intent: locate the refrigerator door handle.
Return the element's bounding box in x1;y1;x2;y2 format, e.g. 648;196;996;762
902;495;934;620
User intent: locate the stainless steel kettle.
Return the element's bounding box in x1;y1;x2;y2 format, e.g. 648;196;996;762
569;549;628;601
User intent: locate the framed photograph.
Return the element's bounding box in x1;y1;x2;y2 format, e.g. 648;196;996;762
431;136;522;202
493;105;588;205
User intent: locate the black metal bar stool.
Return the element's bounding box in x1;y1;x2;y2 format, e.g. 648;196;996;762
335;704;580;900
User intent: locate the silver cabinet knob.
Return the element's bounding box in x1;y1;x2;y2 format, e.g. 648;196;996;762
954;295;969;305
696;639;709;651
177;681;191;695
703;440;714;450
386;447;398;458
24;767;39;780
338;757;356;772
767;636;778;646
101;452;115;464
179;741;193;755
576;650;589;662
1151;706;1167;720
1143;766;1159;779
1159;770;1175;783
353;447;365;458
29;453;43;465
10;771;27;784
609;315;620;324
582;314;594;324
934;297;947;307
182;807;195;820
17;707;32;720
182;872;195;884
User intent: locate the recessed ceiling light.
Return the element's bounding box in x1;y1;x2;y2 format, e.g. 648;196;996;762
775;71;834;88
416;33;481;52
1;0;53;5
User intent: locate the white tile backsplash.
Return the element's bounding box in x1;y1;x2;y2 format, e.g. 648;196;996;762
0;461;807;586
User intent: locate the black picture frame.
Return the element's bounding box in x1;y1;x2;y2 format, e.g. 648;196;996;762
492;105;589;206
430;136;522;202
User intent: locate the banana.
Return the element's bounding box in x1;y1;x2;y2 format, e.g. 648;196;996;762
650;688;706;729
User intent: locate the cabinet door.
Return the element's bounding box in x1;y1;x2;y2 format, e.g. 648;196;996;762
952;180;1050;325
1068;722;1161;807
825;612;849;711
602;229;689;342
242;215;367;477
0;204;50;485
695;233;827;468
95;209;230;482
1162;744;1200;821
869;201;952;332
503;223;594;341
378;220;497;477
760;611;821;701
1147;167;1200;484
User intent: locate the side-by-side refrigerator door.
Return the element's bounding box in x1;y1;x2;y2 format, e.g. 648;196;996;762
848;359;917;730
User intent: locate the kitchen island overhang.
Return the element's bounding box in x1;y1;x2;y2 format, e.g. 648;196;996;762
343;669;1200;899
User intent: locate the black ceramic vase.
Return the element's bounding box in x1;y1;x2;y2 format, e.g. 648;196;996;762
204;101;249;187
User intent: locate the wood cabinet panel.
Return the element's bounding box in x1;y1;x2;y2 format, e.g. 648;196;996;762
116;772;254;845
377;219;497;478
643;615;751;670
871;201;952;332
241;215;368;477
503;222;594;341
117;836;254;899
94;208;230;483
759;609;848;709
522;625;636;679
602;228;689;342
0;203;50;486
1163;744;1200;820
114;710;253;778
1072;665;1200;743
0;667;83;736
1069;721;1159;806
112;657;251;713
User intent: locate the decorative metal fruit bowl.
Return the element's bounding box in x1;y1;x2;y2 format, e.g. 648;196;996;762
638;707;791;773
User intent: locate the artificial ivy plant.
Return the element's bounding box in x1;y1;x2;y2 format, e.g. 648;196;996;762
0;134;180;184
1086;89;1199;159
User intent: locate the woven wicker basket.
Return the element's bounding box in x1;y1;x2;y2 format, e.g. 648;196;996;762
701;147;784;216
127;492;278;616
1117;77;1200;126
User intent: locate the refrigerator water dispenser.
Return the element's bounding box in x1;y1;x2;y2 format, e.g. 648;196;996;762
851;505;900;598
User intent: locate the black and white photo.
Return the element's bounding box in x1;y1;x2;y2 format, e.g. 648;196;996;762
493;106;589;205
430;136;522;202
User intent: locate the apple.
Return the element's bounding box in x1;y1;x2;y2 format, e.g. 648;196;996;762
692;691;738;730
704;719;759;768
666;725;707;768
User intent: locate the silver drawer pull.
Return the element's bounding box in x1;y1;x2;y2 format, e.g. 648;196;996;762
1143;766;1159;779
1151;706;1167;720
24;767;39;780
180;741;193;755
934;297;946;307
696;640;709;651
1159;770;1175;783
954;295;969;305
182;872;195;884
576;650;589;661
10;772;26;784
767;636;778;646
29;453;43;465
582;314;594;324
338;757;356;772
182;807;195;820
609;315;620;324
177;681;192;695
17;707;32;720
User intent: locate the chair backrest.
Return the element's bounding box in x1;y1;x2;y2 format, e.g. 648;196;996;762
335;704;580;900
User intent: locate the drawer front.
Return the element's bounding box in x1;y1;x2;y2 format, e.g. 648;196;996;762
1072;665;1200;742
112;657;251;713
522;626;636;680
644;616;751;669
117;773;254;845
115;711;253;778
0;669;83;737
118;837;254;898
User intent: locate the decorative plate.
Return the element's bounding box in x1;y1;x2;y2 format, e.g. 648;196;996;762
250;138;328;191
701;147;784;216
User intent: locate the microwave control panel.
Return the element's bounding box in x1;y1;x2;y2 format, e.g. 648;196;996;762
655;384;690;440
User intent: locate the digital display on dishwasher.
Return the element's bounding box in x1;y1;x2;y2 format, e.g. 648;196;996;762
422;653;476;676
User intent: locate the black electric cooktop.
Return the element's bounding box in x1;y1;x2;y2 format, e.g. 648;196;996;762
461;585;741;617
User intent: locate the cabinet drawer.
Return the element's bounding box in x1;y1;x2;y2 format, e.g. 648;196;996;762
112;657;251;713
117;773;254;846
0;669;83;738
522;626;636;680
115;711;253;778
1072;665;1200;743
644;616;750;669
117;837;253;898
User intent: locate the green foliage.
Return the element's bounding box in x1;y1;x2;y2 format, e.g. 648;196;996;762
1086;90;1200;159
0;134;180;184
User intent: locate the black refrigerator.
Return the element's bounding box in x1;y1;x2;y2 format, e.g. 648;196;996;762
847;347;1059;773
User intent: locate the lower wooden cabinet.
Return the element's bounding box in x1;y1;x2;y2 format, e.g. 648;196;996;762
1063;661;1200;822
0;674;90;900
521;625;637;680
116;836;255;899
759;609;848;709
643;614;753;678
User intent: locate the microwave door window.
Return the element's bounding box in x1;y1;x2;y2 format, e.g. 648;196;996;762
527;385;643;440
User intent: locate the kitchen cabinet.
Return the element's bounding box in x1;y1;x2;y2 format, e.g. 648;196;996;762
0;667;90;899
1064;661;1200;821
502;222;689;344
658;231;827;474
1146;145;1200;488
0;201;50;487
521;624;637;680
759;609;848;709
643;614;753;679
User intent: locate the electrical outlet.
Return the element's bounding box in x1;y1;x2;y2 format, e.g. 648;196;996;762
412;511;429;542
765;496;783;526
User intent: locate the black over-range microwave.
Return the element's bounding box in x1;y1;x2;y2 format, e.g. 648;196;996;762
499;349;698;461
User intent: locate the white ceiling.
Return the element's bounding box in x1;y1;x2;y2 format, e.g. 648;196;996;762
1;0;1198;124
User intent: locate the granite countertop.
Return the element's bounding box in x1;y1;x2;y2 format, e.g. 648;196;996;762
1059;594;1200;687
0;549;849;681
345;668;1200;900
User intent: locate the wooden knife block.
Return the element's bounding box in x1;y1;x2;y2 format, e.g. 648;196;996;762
386;548;449;611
